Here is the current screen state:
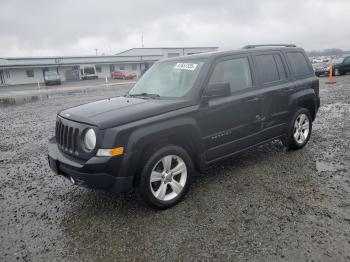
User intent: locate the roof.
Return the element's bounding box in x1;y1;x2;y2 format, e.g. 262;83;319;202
160;46;303;62
0;54;163;69
115;47;219;56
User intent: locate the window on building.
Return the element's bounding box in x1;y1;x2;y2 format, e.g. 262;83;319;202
26;69;34;77
96;65;102;73
255;54;287;84
119;65;125;70
132;64;137;70
286;52;311;77
168;53;180;58
209;57;252;92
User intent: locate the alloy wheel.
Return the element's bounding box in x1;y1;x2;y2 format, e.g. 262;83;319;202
149;155;187;201
293;113;310;144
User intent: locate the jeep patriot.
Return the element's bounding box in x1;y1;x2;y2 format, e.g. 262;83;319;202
48;44;320;209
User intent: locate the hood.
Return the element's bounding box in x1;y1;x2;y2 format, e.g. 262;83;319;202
59;96;191;129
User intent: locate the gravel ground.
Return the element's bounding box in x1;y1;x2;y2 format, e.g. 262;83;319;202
1;77;350;261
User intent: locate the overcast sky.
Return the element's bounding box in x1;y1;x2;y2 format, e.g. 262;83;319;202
1;0;349;57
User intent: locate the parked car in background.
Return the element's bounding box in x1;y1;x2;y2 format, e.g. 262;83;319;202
313;62;330;77
80;64;98;80
48;44;320;209
111;70;137;80
44;71;61;85
332;56;350;76
314;56;350;77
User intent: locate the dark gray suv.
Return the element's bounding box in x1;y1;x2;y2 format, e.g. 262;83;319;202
48;44;320;209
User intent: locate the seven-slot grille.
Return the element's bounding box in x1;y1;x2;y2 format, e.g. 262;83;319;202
56;120;79;154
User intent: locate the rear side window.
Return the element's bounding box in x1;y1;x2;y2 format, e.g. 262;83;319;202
286;52;311;77
209;57;252;92
255;54;287;84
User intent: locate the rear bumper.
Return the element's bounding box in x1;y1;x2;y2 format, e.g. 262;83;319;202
48;138;133;193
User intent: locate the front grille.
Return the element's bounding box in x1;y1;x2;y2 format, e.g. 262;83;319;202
56;120;79;154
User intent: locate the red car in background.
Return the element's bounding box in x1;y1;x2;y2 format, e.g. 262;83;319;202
111;70;137;80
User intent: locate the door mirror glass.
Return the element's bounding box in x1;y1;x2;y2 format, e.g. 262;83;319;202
204;82;231;98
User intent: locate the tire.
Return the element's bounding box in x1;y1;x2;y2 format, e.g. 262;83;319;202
283;108;312;150
334;68;341;76
138;145;193;209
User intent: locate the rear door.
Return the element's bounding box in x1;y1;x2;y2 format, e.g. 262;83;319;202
199;55;263;162
253;52;294;139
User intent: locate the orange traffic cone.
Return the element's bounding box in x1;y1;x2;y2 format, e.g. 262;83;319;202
326;63;336;84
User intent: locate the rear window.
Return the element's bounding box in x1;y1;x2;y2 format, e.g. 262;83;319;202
286;52;311;77
255;54;287;84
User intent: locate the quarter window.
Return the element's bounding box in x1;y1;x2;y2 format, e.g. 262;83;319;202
209;57;253;92
286;52;311;76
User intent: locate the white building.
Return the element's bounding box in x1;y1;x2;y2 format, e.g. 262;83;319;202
0;47;218;86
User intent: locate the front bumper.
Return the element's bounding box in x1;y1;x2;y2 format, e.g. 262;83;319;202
48;137;133;193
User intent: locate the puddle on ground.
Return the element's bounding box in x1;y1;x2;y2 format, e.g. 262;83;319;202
316;161;347;172
0;95;49;107
0;86;126;108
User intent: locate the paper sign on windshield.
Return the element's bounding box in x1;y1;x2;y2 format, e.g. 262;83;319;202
174;63;198;71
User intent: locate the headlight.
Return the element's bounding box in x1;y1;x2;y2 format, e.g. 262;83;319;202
84;128;96;151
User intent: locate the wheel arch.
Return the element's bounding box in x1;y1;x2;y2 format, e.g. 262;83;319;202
122;117;204;186
289;89;318;121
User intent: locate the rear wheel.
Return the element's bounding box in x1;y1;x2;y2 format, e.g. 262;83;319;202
283;108;312;150
138;145;193;209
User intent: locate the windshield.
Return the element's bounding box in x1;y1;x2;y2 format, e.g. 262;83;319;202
129;59;205;98
332;57;344;64
84;67;95;75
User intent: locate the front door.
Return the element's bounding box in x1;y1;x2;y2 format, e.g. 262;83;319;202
199;55;263;163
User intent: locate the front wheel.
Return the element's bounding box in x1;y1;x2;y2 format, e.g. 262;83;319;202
334;68;341;76
138;145;193;209
283;108;312;150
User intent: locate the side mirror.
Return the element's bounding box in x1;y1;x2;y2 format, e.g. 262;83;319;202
203;82;231;98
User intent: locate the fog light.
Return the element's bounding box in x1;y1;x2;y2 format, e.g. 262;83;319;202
70;177;76;185
96;147;124;157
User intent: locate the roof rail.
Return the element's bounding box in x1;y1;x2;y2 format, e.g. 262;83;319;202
242;44;297;49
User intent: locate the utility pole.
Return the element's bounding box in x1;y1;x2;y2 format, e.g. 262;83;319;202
94;48;98;56
141;32;144;48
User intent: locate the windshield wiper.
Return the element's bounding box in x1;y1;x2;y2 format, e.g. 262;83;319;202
128;92;160;99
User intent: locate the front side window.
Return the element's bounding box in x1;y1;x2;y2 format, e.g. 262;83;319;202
129;59;205;98
343;57;350;65
208;57;252;92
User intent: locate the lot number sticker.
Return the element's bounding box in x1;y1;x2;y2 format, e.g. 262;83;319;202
174;63;198;71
